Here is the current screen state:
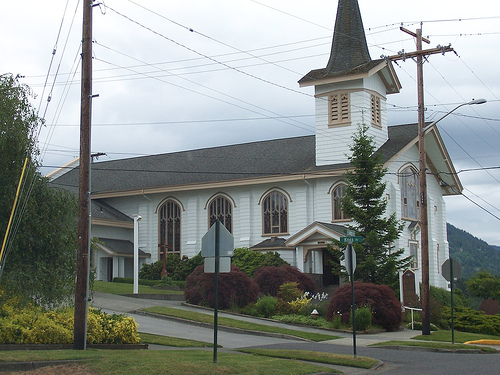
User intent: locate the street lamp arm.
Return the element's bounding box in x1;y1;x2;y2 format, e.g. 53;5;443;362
423;99;487;133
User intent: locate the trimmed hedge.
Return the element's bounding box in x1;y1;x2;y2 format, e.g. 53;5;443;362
253;265;317;296
327;281;402;331
184;265;259;309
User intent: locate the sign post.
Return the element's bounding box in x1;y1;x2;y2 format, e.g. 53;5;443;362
201;220;234;363
340;231;361;358
442;258;462;344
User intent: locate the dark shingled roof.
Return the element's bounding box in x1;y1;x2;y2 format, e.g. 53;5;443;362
326;0;371;74
50;124;418;196
92;199;133;222
250;237;292;250
299;0;375;85
97;238;149;257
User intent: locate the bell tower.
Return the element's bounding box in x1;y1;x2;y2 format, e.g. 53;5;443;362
299;0;401;166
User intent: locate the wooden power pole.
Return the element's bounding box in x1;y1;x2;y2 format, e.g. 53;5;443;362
74;0;93;350
387;26;454;336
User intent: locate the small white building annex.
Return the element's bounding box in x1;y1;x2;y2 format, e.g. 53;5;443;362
51;0;462;301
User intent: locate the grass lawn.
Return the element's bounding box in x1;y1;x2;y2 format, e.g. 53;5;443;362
143;306;340;342
0;349;340;375
411;330;500;344
371;340;497;353
239;348;377;369
138;332;215;347
92;280;183;295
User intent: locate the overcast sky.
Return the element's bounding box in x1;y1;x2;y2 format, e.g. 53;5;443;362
1;0;499;246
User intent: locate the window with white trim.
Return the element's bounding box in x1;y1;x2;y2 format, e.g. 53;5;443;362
159;200;181;258
208;195;232;233
401;166;420;220
262;191;288;235
328;92;350;126
332;183;349;221
409;241;419;269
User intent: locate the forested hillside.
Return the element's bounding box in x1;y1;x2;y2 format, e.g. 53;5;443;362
447;223;500;279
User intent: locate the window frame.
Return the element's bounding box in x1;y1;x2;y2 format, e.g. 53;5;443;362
400;166;420;220
208;195;233;233
158;200;182;258
371;93;382;128
262;190;289;236
409;240;419;269
331;183;350;222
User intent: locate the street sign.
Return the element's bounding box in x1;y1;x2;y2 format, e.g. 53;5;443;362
204;257;231;273
343;244;356;276
442;258;462;282
340;236;363;243
201;221;234;258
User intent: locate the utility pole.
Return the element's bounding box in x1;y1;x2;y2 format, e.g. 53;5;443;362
74;0;93;350
387;26;454;336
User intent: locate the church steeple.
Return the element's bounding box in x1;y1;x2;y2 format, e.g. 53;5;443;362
325;0;371;74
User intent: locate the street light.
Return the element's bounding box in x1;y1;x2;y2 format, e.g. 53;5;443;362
419;98;487;335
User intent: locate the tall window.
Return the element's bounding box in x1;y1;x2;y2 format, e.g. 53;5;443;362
159;200;181;257
332;183;349;221
263;191;288;235
328;92;350;126
401;166;420;220
208;195;232;233
409;241;419;269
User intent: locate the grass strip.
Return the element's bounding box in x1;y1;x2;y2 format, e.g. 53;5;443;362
371;340;496;353
142;306;340;342
0;349;338;375
92;280;183;295
239;348;376;369
411;329;500;344
138;332;214;347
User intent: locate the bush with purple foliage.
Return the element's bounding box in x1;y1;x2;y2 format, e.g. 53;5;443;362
327;281;402;331
184;265;259;309
253;265;317;296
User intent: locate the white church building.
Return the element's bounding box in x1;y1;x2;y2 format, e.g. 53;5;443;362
52;0;461;302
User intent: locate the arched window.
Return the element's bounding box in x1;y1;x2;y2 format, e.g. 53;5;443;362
208;195;232;233
262;191;288;235
401;166;420;220
159;200;181;257
332;183;349;221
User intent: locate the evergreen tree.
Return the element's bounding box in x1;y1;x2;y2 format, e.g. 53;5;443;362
334;124;411;291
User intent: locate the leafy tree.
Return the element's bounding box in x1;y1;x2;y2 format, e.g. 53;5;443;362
466;271;500;301
331;124;411;291
0;74;77;307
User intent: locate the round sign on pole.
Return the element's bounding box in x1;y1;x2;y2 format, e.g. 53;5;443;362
442;258;462;282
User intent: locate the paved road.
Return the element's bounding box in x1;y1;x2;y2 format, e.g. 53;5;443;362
91;292;500;375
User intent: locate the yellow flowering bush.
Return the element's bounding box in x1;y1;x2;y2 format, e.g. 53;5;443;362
0;292;139;345
287;295;312;315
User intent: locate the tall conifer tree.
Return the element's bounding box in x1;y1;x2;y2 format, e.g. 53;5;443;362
340;124;411;291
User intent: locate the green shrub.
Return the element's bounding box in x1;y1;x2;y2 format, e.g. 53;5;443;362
277;282;302;303
350;306;372;331
254;296;278;318
272;314;325;327
330;314;342;329
443;306;500;335
406;321;439;331
232;248;288;277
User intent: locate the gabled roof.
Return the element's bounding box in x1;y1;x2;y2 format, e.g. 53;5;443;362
250;237;293;251
50;124;461;198
96;238;150;258
286;221;348;247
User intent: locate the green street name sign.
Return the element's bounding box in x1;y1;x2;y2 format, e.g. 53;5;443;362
340;236;363;243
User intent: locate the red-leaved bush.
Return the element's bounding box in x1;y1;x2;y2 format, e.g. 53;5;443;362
327;281;402;331
253;265;317;296
184;265;259;309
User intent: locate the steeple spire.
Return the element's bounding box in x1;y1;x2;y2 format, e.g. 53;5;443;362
325;0;371;73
